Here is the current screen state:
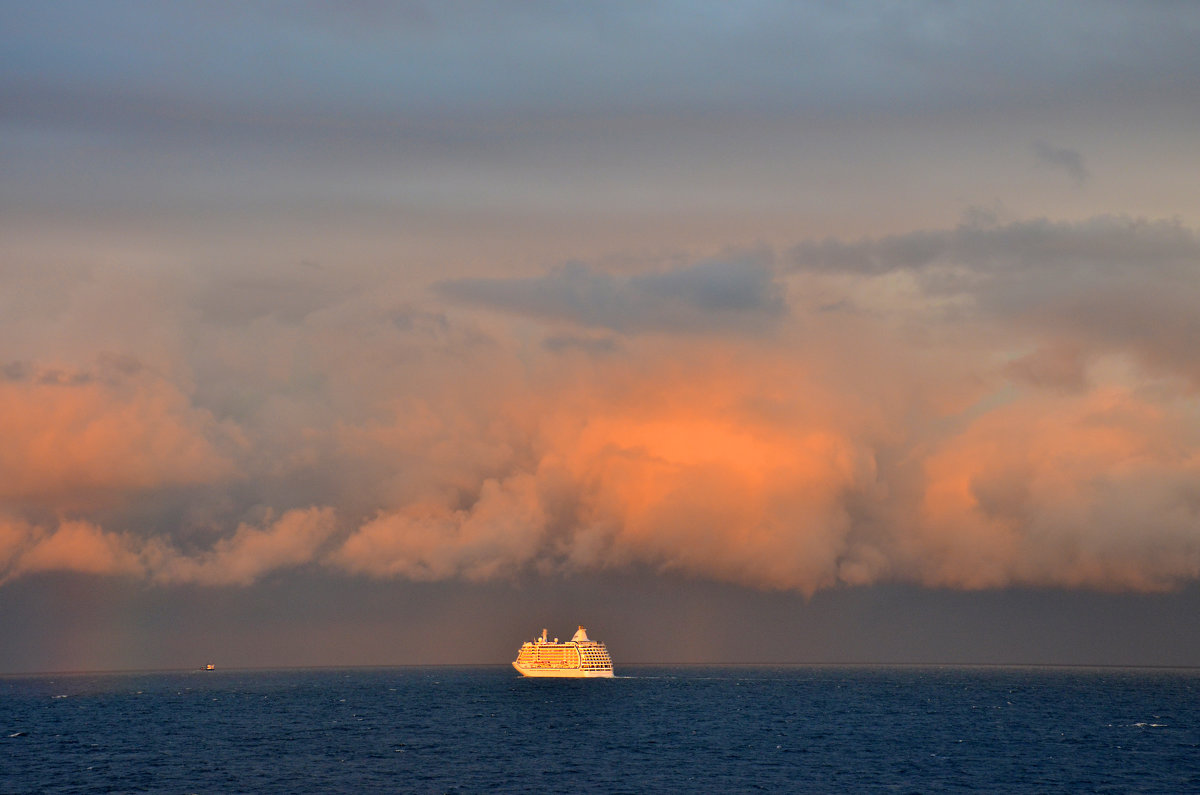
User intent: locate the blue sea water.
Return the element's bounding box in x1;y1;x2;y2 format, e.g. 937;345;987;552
2;665;1198;793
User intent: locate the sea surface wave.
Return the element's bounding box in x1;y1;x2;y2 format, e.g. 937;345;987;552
3;665;1198;793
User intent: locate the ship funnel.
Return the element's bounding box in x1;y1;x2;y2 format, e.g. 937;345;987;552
571;626;589;642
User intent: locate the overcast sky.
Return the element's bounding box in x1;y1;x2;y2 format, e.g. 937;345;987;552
2;1;1199;672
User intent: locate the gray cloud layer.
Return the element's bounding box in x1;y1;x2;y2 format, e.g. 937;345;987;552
791;215;1200;385
6;2;1199;124
1033;140;1089;185
6;0;1200;256
790;215;1200;275
436;259;786;334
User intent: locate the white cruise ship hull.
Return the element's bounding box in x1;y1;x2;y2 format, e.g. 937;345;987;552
512;662;614;678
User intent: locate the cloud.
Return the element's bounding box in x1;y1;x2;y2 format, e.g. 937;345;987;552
1003;343;1089;392
1;216;1199;597
1033;140;1089;185
435;259;786;334
189;264;358;326
320;341;1200;595
146;507;339;586
332;475;548;582
3;0;1200;632
542;333;622;355
790;215;1200;276
7;3;1200;130
0;359;237;510
327;363;875;595
915;388;1200;591
790;214;1200;386
0;518;144;582
1;508;338;586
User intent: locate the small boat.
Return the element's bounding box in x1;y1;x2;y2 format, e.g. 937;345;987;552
204;664;216;671
512;626;614;678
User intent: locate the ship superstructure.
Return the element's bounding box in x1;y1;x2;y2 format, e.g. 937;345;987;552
512;626;614;678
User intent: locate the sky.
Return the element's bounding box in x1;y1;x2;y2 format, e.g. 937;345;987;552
2;1;1200;673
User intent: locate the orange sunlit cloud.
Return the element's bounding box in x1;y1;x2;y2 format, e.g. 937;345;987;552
2;217;1199;597
917;385;1200;591
0;366;236;510
1;509;337;586
0;517;144;582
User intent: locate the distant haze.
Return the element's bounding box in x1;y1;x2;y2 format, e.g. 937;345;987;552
2;1;1199;672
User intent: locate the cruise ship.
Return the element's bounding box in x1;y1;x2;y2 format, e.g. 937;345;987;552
512;626;614;678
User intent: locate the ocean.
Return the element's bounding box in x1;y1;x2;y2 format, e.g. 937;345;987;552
2;665;1197;793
